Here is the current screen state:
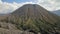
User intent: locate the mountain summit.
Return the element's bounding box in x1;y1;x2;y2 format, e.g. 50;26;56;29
0;4;60;34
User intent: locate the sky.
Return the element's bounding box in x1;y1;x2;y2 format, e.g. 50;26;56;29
0;0;60;14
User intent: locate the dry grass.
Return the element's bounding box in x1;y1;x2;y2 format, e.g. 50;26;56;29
0;28;34;34
0;22;17;30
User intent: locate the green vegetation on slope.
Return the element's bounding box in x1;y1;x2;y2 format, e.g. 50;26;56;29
0;15;60;34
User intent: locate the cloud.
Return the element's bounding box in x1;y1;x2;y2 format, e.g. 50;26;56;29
0;0;35;14
0;0;18;14
0;0;60;14
37;0;60;11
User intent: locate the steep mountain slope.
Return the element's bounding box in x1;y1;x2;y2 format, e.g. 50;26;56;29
0;4;60;34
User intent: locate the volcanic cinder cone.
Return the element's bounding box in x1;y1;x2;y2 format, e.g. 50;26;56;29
1;4;60;34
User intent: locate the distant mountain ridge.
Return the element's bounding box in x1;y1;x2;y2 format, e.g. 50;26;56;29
52;10;60;16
